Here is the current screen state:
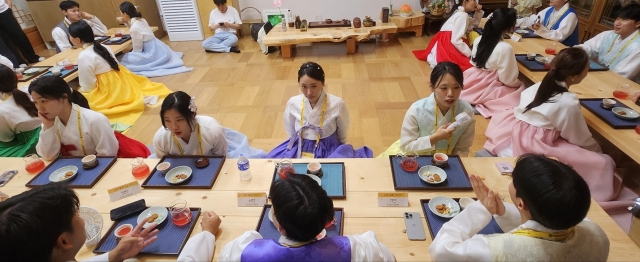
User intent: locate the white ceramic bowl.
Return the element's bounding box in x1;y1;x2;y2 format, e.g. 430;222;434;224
165;166;192;184
515;29;528;34
602;98;616;108
114;224;133;238
612;107;640;120
459;197;475;209
137;206;168;228
428;196;460;218
82;155;97;166
520;25;528;30
110;37;122;41
307;162;321;174
156;162;171;174
307;174;321;186
433;153;448;165
418;165;447;184
49;165;79;182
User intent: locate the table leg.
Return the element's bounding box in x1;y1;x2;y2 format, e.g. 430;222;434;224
346;38;357;54
281;45;292;58
415;25;423;37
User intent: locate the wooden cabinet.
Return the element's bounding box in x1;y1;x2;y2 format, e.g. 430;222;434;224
26;0;165;46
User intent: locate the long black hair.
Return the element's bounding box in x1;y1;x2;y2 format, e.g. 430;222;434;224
512;154;591;230
472;8;517;69
523;48;589;113
160;91;196;132
430;61;464;89
120;1;142;18
0;65;37;117
28;76;90;109
68;20;119;71
298;62;325;84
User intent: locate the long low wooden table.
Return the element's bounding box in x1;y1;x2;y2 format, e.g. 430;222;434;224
263;21;397;58
17;27;158;89
506;37;640;164
1;157;638;261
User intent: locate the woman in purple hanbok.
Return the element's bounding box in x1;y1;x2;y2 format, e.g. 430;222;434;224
266;62;372;158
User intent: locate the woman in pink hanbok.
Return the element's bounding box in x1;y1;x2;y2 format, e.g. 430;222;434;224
460;8;526;118
484;48;638;232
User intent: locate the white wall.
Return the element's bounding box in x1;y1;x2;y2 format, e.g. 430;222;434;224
237;0;423;21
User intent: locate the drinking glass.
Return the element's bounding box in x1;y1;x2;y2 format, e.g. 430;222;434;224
396;152;418;172
170;200;192;226
545;43;557;55
316;15;323;23
275;159;296;179
613;83;630;100
24;154;45;174
130;157;150;178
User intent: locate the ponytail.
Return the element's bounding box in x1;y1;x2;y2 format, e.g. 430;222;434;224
120;1;142;19
523;48;590;113
472;8;517;69
93;41;119;71
69;20;119;71
71;89;91;109
0;64;37;117
11;89;38;117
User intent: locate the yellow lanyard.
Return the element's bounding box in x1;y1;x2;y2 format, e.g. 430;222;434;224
299;93;328;150
604;32;639;67
63;20;70;28
56;105;86;155
512;227;574;242
545;7;569;29
434;98;455;154
172;123;203;155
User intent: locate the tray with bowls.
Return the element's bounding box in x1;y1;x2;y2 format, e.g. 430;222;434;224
41;65;78;78
389;155;472;190
141;155;225;189
255;204;344;242
93;207;201;255
17;66;51;82
421;198;503;239
515;54;608;72
269;162;346;199
25;156;117;188
103;35;132;45
309;19;352;28
513;27;541;38
579;98;640;129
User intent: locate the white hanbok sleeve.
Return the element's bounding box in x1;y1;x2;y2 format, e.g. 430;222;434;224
177;231;215;261
347;231;396;261
87;16;108;36
52;27;73;52
534;13;578;42
78;52;98;92
494;202;523;232
612;47;640;80
129;25;144;52
429;201;495;261
208;124;229;156
219;231;263;262
81;253;110;261
400;106;434;152
153;127;169;158
0;115;13;142
451;116;475;157
90;113;119;156
450;14;472;57
496;45;522;87
549;97;600;152
336;100;349;143
574;31;605;58
516;12;543;27
36;124;62;161
0;54;12;68
283;102;297;138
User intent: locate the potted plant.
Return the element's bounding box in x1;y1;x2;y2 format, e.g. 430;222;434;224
430;0;446;16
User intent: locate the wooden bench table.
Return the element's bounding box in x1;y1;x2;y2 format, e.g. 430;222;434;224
390;11;425;37
263;21;397;58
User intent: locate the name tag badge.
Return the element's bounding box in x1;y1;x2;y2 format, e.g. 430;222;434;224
238;192;267;207
511;33;522;42
301;152;315;159
108;181;141;202
377;192;409;207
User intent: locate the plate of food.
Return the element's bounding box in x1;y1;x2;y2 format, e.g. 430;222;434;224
515;29;529;34
109;37;122;42
24;68;41;74
428;196;460;218
137;206;168;228
418;165;447;184
49;165;79;182
165;166;192;185
612;107;640;120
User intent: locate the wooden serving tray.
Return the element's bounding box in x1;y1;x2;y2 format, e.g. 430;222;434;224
309;21;352;28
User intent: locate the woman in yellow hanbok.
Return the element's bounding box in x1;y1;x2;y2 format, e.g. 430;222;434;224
68;20;171;126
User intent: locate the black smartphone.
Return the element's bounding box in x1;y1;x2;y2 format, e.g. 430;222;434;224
219;22;224;26
110;199;146;221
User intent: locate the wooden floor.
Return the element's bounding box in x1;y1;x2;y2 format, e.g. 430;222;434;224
109;33;489;155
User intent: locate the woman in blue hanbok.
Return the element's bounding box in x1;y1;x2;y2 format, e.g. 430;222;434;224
118;1;192;77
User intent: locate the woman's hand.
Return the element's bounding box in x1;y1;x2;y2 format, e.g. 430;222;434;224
430;123;455;144
38;112;55;130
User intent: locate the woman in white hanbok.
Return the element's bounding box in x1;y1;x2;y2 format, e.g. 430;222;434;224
118;1;192;78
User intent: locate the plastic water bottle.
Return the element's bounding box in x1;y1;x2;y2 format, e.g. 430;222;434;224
237;154;252;181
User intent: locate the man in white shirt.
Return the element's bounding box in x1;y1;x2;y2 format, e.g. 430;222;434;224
0;183;222;262
429;154;609;261
52;1;107;53
516;0;579;46
220;174;396;261
0;0;43;65
202;0;242;53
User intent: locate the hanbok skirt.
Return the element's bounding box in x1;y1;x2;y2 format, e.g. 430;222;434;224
412;31;472;71
82;66;172;126
0;127;40;157
266;132;373;158
225;128;267;158
120;38;192;78
461;68;525;118
509;120;637;232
